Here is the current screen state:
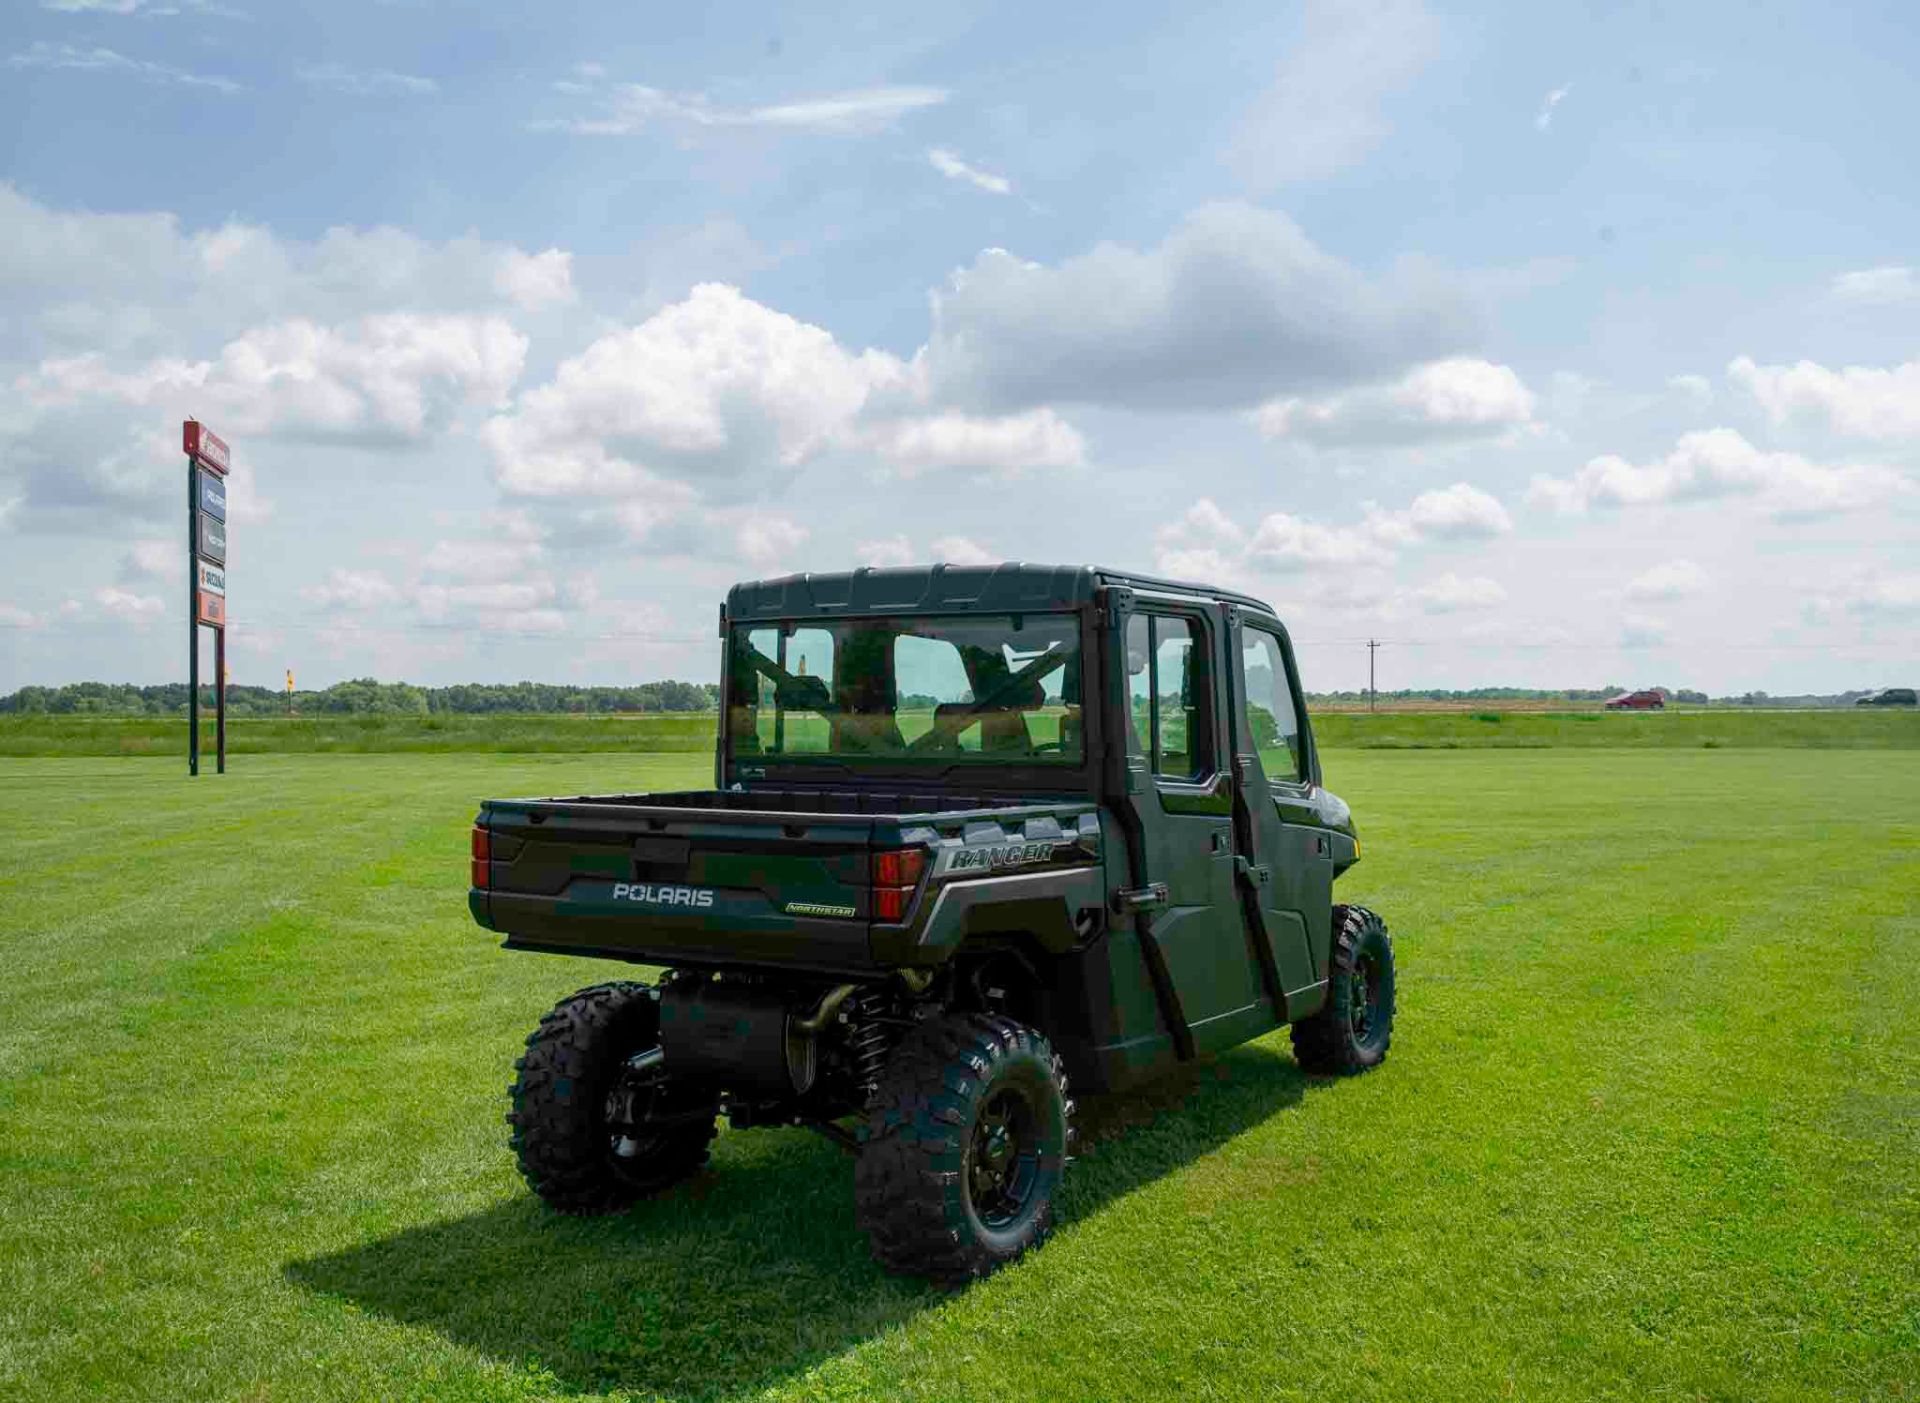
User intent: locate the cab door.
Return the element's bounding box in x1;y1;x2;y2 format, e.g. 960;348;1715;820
1117;606;1273;1055
1226;613;1331;1018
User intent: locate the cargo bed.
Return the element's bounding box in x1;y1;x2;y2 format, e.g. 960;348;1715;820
471;788;1107;977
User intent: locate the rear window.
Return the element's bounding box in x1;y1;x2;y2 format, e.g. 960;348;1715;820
727;614;1083;764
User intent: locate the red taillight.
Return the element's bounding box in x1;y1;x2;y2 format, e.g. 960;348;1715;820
471;826;490;889
871;847;927;922
873;848;926;887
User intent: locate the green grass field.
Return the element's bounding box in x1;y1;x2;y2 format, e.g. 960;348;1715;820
1;747;1915;1401
0;712;721;757
3;705;1916;755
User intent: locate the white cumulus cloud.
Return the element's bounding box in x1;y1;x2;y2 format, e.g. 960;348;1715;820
1528;427;1911;519
485;283;908;499
26;314;528;442
492;248;575;311
0;183;590;354
1155;481;1511;579
861;407;1084;476
1254;357;1536;446
926;202;1474;412
1729;355;1920;440
1366;482;1515;543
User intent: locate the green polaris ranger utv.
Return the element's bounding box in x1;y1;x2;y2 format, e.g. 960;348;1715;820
468;563;1396;1281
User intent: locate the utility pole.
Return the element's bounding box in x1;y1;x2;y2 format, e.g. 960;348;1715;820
1367;639;1380;711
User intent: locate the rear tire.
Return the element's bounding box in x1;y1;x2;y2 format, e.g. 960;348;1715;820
1291;905;1396;1074
855;1014;1073;1282
508;981;718;1214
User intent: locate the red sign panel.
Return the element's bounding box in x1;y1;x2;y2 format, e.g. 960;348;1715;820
196;590;226;628
183;420;231;477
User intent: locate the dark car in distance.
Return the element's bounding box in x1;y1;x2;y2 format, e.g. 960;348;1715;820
1605;689;1666;710
1856;687;1918;706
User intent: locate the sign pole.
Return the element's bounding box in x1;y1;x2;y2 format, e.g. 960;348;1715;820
215;626;227;773
188;455;200;776
183;419;232;777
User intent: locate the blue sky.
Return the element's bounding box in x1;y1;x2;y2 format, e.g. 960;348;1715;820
2;0;1915;694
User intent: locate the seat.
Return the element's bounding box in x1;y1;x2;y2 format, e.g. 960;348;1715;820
979;710;1032;754
831;712;905;753
1057;705;1083;757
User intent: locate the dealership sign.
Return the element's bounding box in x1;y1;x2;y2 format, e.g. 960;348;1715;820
198;512;226;565
199;474;228;522
184;419;233;777
183;420;230;476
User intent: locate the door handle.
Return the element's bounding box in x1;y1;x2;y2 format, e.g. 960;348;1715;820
1112;882;1169;913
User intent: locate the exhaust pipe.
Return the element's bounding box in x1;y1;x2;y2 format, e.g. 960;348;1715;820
659;981;859;1095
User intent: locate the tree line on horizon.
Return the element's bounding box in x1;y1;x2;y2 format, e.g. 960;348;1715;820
0;679;1891;715
0;679;722;716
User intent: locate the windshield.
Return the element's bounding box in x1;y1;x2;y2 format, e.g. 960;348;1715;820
727;614;1083;764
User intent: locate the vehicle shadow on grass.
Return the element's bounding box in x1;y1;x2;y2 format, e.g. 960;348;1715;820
286;1041;1309;1401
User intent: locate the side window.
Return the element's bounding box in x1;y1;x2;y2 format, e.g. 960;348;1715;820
1125;612;1211;782
1240;629;1303;783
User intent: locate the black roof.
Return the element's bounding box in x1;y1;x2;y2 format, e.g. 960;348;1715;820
725;563;1279;623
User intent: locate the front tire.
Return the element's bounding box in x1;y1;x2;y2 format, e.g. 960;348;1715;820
855;1014;1073;1282
508;981;718;1214
1291;905;1396;1074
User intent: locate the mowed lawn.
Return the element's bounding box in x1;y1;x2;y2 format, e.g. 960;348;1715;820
0;749;1914;1402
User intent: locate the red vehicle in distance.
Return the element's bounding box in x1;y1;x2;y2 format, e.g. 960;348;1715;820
1605;689;1667;710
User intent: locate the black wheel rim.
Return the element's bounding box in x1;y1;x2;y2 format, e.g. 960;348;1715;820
1348;954;1380;1045
966;1084;1042;1231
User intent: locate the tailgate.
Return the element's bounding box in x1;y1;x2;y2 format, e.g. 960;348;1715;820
473;798;879;973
